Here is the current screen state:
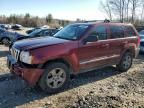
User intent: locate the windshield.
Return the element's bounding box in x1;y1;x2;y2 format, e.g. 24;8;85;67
28;29;42;37
54;24;89;40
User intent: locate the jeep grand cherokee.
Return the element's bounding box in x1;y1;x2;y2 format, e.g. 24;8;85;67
7;22;140;93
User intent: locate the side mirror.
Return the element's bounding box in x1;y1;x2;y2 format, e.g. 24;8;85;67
83;35;99;44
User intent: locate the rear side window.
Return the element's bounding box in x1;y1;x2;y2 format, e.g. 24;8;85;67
110;26;124;39
88;25;107;40
124;26;136;37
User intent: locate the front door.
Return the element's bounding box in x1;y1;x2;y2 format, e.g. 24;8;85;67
78;25;111;70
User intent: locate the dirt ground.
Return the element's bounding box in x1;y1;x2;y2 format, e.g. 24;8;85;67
0;45;144;108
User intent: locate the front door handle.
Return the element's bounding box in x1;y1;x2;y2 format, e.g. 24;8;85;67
102;44;109;47
122;41;128;44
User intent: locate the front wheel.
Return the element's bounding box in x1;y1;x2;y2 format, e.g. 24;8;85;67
116;52;133;72
39;62;70;94
2;38;11;46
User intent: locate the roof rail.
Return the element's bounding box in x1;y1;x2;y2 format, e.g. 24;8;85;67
84;19;122;23
84;20;104;23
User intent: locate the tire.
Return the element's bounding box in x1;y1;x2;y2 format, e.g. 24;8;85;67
116;52;133;72
39;62;70;94
1;38;11;46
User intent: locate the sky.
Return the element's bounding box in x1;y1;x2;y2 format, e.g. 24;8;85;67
0;0;107;21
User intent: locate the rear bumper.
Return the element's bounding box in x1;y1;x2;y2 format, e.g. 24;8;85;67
7;55;43;86
140;45;144;52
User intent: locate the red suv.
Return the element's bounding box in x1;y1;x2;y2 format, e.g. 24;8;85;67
7;22;140;93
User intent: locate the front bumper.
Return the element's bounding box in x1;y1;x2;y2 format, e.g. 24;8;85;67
7;55;43;86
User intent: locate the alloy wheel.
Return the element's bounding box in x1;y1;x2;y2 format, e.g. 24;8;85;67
46;68;66;89
122;54;132;69
2;38;11;46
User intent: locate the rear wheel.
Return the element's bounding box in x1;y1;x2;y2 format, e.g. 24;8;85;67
1;38;11;46
116;52;133;72
39;62;70;94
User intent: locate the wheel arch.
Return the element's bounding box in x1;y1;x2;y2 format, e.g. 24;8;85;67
119;47;134;64
0;36;11;44
124;47;135;57
0;36;10;41
41;58;73;73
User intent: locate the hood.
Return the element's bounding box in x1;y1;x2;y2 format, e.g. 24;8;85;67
16;35;29;40
16;33;26;38
13;36;70;50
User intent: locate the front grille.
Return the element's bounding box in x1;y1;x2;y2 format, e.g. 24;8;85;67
10;47;20;61
140;42;144;46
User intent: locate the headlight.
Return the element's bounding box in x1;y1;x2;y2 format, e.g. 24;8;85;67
20;51;32;64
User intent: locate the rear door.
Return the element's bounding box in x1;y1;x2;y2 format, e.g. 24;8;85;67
107;25;125;63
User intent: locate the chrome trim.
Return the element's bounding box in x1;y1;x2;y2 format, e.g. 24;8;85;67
10;47;20;61
80;55;120;65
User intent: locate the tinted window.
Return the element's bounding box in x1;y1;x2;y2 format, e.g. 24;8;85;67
35;31;43;36
28;29;42;37
34;29;50;36
88;26;107;40
124;26;136;37
110;26;124;39
51;29;59;35
42;30;50;36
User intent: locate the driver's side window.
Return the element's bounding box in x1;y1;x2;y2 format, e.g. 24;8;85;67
43;31;50;36
88;25;107;41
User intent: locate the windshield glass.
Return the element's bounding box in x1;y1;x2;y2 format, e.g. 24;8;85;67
28;29;42;37
54;24;89;40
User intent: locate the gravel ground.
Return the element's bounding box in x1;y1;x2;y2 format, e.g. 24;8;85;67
0;45;144;108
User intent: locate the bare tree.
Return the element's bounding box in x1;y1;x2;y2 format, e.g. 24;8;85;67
130;0;140;23
121;0;125;22
109;0;126;22
141;3;144;20
125;0;131;21
101;0;144;25
46;14;53;24
101;0;113;21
